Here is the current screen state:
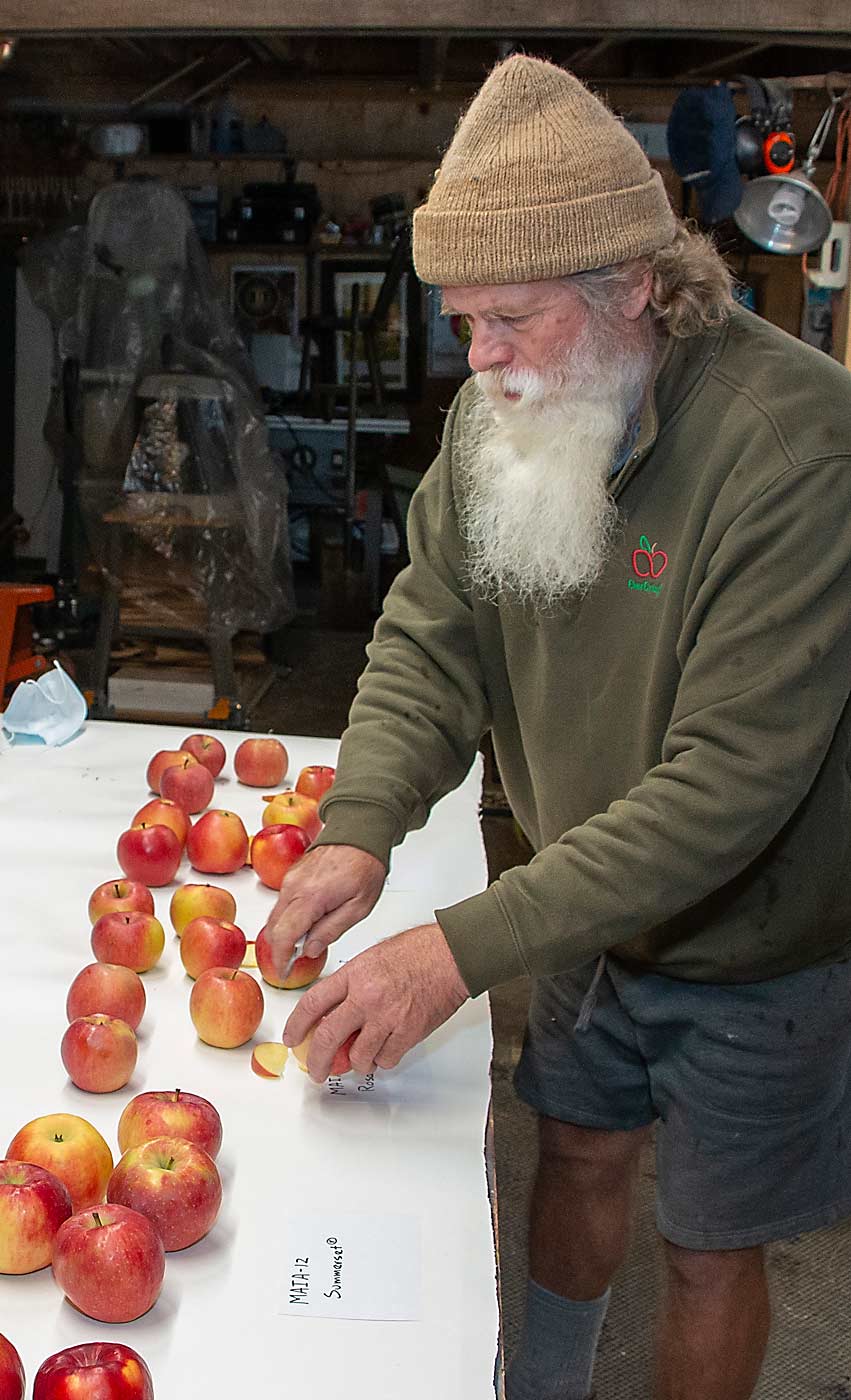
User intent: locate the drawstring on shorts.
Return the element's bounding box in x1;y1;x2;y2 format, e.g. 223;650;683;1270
574;953;607;1032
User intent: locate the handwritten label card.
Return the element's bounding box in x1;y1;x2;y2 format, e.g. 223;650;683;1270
323;1069;383;1099
278;1212;421;1321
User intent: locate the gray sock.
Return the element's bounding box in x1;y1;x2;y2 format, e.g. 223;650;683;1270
505;1277;610;1400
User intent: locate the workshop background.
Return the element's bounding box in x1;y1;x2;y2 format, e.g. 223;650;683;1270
2;8;851;1395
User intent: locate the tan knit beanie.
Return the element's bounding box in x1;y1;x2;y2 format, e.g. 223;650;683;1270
413;54;677;286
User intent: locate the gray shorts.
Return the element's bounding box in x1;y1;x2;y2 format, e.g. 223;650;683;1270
514;955;851;1250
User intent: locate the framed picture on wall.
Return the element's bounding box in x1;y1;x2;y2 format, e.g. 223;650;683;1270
230;262;303;394
426;286;472;378
319;257;421;398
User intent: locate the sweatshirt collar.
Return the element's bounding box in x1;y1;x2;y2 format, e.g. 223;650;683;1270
613;317;729;494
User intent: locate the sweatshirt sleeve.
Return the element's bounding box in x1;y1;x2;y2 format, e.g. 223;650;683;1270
312;389;491;866
437;457;851;996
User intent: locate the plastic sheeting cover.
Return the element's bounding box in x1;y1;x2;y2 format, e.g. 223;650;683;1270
24;179;295;637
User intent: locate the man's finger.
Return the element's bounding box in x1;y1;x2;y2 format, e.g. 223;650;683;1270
306;1003;370;1082
264;896;325;967
283;968;349;1048
299;898;372;960
373;1027;415;1071
347;1026;392;1076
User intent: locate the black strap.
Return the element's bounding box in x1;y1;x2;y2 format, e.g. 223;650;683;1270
734;74;771;130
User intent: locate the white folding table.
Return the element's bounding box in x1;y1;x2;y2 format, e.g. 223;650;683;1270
0;721;497;1397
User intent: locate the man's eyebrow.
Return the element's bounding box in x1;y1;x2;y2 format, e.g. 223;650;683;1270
440;298;544;317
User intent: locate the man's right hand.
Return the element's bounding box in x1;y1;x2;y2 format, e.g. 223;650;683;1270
262;844;387;979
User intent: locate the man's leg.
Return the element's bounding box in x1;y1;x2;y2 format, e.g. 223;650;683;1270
530;1116;651;1297
505;1116;650;1400
653;1241;771;1400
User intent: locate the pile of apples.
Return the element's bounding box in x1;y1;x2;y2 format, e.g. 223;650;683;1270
0;1089;223;1396
118;733;334;893
58;735;336;1095
1;735;339;1396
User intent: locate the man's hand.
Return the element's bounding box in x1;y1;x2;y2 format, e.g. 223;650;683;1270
282;922;470;1081
263;844;386;978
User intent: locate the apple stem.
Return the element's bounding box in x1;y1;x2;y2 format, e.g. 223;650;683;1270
92;1211;103;1227
173;1090;180;1102
167;1157;175;1170
113;883;121;896
230;968;239;980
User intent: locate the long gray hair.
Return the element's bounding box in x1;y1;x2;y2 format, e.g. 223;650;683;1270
571;221;736;338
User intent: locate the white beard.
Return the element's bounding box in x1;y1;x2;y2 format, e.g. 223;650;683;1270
458;315;658;611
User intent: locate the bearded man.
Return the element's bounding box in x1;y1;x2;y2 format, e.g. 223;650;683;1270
268;55;851;1400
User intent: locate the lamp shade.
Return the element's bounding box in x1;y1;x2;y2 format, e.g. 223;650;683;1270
733;169;833;254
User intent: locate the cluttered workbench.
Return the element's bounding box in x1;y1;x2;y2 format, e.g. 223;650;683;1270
0;720;498;1396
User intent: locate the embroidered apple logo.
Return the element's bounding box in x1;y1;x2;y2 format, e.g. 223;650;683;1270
632;534;668;580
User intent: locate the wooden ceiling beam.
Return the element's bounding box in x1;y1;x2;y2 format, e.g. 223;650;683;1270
679;40;772;80
570;33;631;74
3;2;851;38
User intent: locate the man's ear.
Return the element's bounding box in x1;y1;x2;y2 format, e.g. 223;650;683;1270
620;265;653;321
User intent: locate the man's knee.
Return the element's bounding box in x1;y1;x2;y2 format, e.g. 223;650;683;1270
663;1239;766;1294
537;1115;651;1184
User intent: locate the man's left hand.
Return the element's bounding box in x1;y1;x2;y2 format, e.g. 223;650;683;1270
282;922;470;1082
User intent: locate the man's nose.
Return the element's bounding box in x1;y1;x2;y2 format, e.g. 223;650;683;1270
467;322;512;374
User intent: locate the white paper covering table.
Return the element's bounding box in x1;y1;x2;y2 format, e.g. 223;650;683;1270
0;721;497;1397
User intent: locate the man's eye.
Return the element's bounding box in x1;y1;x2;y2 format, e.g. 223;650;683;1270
502;315;531;326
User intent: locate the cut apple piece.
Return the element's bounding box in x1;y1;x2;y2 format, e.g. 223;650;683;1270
241;941;258;969
251;1042;289;1079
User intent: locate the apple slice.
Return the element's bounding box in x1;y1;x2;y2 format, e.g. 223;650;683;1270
241;941;258;969
250;1043;289;1079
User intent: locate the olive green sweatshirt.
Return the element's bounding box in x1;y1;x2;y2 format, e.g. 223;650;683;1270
313;309;851;998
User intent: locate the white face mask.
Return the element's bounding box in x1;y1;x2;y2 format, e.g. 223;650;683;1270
1;662;88;747
457;312;658;612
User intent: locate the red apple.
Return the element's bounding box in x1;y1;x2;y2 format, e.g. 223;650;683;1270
234;737;288;787
131;797;190;849
293;1025;358;1077
87;879;154;926
52;1204;164;1323
146;747;199;795
0;1161;72;1274
295;764;336;802
160;755;215;815
261;790;322;842
107;1136;222;1252
181;733;226;777
169;881;237;936
117;822;181;887
180;916;246;980
7;1114;113;1213
0;1335;24;1400
117;1090;222;1160
62;1016;137;1094
251;823;310;890
91;911;164;973
34;1344;153;1400
66;963;146;1031
255;926;326;989
190;967;264;1048
186;809;249;874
